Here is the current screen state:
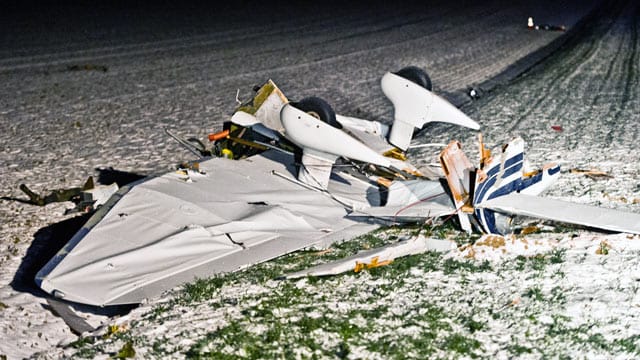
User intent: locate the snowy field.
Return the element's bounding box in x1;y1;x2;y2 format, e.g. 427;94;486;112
3;0;640;358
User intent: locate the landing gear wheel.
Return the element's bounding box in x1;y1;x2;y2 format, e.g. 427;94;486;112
394;66;432;91
291;96;341;129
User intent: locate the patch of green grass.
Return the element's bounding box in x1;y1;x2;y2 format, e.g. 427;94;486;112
365;336;407;358
507;343;533;355
146;303;171;321
366;252;441;283
443;333;481;357
179;275;232;304
187;310;366;359
443;258;492;275
511;248;566;273
550;286;566;303
114;341;136;359
330;233;389;258
422;221;480;246
524;286;544;302
187;294;458;359
69;336;94;348
529;255;549;271
461;314;486;333
67;334;118;359
553;268;566;279
365;304;452;358
150;337;172;357
185;321;251;358
614;335;640;354
534;314;640;355
549;248;566;264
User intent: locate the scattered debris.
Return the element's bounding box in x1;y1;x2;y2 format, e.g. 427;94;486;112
115;341;136;358
282;236;456;279
570;168;613;180
45;299;96;335
16;177;118;214
528;17;566;32
468;87;482;99
596;240;611;255
519;225;541;235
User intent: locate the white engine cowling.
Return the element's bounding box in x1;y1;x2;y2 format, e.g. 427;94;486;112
381;72;480;151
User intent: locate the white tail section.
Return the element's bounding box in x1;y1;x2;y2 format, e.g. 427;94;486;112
473;137;561;234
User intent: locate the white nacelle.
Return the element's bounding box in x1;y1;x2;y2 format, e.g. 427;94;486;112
381;72;480;151
281;104;392;168
281;104;394;189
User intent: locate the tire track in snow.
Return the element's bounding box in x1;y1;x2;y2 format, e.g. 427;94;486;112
451;0;639;215
609;2;640;145
506;1;624;135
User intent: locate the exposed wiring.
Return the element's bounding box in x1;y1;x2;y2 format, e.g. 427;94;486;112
393;192;450;221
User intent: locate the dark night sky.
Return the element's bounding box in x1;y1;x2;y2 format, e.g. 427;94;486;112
0;0;591;54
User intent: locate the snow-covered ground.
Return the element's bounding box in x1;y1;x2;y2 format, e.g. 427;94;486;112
5;0;639;358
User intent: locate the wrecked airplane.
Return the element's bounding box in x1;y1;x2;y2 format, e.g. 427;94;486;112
35;66;640;307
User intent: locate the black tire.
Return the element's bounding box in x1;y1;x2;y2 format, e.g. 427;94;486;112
291;96;341;129
394;66;432;91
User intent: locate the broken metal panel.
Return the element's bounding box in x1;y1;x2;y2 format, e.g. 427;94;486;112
439;141;475;232
283;236;456;279
46;298;96;335
335;114;395;169
384;179;452;210
297;149;338;190
478;193;640;235
352;202;453;220
359;179;454;220
236;79;289;133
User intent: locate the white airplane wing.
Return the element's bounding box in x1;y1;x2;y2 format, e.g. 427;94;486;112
477;193;640;234
36;150;378;306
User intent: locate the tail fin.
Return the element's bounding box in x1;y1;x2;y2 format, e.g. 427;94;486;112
472;137;560;234
440;136;562;234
